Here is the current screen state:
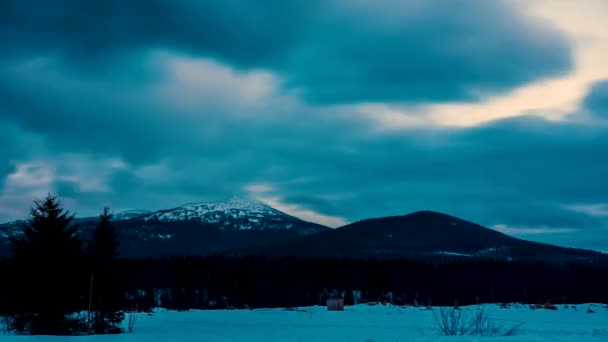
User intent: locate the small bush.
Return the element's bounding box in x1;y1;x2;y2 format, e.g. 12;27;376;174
126;312;136;333
432;306;520;336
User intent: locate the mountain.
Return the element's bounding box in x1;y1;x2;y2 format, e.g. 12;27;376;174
112;197;331;257
0;197;330;258
253;210;606;262
1;203;605;262
138;197;312;231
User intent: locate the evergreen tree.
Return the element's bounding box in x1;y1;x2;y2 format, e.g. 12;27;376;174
88;206;124;334
89;207;120;264
344;290;355;306
10;194;84;335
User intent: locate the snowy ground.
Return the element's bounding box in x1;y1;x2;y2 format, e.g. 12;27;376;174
2;304;607;341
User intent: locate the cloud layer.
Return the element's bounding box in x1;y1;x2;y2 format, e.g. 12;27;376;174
0;0;607;251
1;0;571;104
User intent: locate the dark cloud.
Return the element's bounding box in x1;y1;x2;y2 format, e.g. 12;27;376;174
107;170;142;195
277;1;572;104
55;180;81;199
3;98;608;250
0;0;572;104
0;1;605;251
1;61;606;249
583;80;608;117
0;0;306;65
0;122;43;192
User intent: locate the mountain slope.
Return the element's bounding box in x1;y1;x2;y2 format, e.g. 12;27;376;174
255;210;606;262
111;198;330;257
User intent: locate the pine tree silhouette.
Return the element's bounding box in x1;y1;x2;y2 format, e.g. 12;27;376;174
89;207;120;264
88;206;124;334
10;194;84;335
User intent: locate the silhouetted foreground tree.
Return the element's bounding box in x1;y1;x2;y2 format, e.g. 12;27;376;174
87;206;124;334
4;196;126;335
9;194;84;335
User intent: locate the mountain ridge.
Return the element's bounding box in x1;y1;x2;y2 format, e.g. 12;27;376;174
248;210;606;262
0;201;605;262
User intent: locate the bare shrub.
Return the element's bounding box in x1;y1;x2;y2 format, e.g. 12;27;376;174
305;307;313;319
432;307;467;336
432;306;520;336
126;312;136;333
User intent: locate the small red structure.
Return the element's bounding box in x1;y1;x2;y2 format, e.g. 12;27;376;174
327;298;344;311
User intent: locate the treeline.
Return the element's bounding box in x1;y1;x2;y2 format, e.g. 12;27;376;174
112;256;608;309
2;254;608;315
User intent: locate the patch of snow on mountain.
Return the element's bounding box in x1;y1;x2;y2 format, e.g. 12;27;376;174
0;221;25;240
113;209;153;221
434;251;472;257
140;197;294;231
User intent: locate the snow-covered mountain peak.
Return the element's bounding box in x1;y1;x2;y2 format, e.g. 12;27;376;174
178;196;274;214
139;196;295;231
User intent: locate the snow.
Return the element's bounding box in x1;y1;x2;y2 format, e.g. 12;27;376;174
112;210;153;221
2;303;607;341
0;224;23;239
434;251;472;257
139;197;294;231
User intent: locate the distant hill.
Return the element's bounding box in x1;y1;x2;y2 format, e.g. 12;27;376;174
252;210;606;262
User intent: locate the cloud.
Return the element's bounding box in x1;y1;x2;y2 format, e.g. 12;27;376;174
491;224;577;236
582;80;608;117
0;121;47;193
0;55;290;165
0;161;54;221
565;203;608;217
413;0;608;127
256;195;347;228
0;1;606;252
0;0;572;104
279;0;572;104
2;62;608;250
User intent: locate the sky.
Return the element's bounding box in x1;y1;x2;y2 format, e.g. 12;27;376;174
1;0;608;251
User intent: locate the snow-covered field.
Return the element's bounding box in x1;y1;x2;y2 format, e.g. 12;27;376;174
2;304;607;341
